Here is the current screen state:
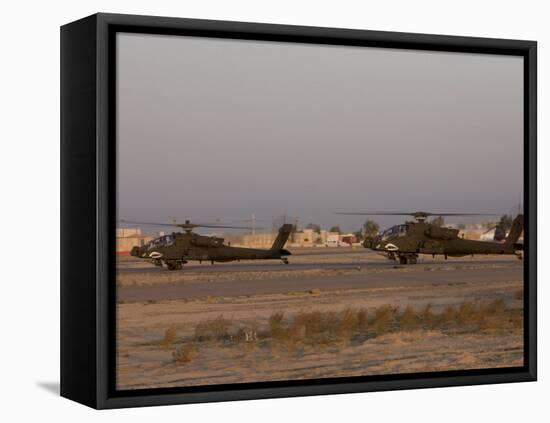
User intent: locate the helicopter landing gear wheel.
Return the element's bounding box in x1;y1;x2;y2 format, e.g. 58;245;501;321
398;254;418;265
282;257;289;264
166;261;183;271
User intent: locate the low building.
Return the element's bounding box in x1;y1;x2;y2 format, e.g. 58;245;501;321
116;227;156;254
290;229;321;247
340;233;358;246
325;232;341;247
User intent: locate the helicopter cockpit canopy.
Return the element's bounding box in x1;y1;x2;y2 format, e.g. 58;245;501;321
147;234;175;249
380;224;408;240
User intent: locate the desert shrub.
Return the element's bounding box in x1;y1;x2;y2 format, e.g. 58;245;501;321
172;343;197;364
356;308;369;333
372;305;398;335
440;305;457;324
194;315;231;342
336;308;358;346
268;312;285;338
399;306;419;331
287;311;322;345
392;299;520;334
480;299;506;316
432;305;458;332
419;304;438;329
456;301;478;325
269;312;300;346
268;308;370;348
300;309;358;345
162;327;177;347
477;299;508;330
508;309;524;330
227;299;521;354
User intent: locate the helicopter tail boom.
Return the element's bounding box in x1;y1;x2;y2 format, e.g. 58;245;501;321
504;214;524;248
271;224;293;251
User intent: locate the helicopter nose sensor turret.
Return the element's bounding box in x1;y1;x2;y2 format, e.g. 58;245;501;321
130;246;141;257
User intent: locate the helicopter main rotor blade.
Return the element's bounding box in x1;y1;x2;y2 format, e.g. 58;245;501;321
119;219;178;227
191;223;262;230
335;212;414;216
334;211;497;217
119;219;258;231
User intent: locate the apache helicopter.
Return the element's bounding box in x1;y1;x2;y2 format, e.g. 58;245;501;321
123;219;293;270
336;211;524;265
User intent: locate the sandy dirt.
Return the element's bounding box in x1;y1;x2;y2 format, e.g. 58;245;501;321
116;272;523;390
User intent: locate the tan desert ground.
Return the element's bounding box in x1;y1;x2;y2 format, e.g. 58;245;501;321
116;248;523;390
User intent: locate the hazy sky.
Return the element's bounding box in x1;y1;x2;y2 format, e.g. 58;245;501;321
117;33;523;233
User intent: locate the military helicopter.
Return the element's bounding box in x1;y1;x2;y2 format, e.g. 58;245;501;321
335;211;524;264
123;219;293;270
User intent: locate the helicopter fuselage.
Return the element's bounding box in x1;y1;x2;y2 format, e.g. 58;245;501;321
363;216;523;264
130;225;293;270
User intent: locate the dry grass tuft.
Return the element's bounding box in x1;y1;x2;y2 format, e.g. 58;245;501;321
268;308;370;348
187;300;522;355
419;304;437;329
440;305;456;324
399;306;419;331
456;302;478;325
357;309;369;332
162;327;177;347
372;305;398;335
172;344;197;364
194;315;231;342
269;312;285;338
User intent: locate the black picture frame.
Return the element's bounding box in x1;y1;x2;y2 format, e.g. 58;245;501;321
61;12;537;409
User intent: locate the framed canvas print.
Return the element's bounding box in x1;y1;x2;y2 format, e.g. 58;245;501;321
61;13;537;409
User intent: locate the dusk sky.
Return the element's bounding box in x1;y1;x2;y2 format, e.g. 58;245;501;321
117;33;523;233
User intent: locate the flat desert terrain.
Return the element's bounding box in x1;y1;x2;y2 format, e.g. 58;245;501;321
116;248;523;390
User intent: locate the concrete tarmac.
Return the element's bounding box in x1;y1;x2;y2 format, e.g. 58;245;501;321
117;257;519;274
117;263;522;302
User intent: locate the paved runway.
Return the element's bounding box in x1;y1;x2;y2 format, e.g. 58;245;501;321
117;257;519;274
117;263;523;302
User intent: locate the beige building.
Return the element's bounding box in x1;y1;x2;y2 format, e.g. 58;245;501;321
325;232;341;247
116;227;156;254
232;229;359;249
289;229;321;247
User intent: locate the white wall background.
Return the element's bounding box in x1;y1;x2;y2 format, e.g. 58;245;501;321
1;0;546;420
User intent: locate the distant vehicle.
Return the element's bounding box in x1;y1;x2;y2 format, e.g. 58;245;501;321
335;211;524;264
123;220;293;270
